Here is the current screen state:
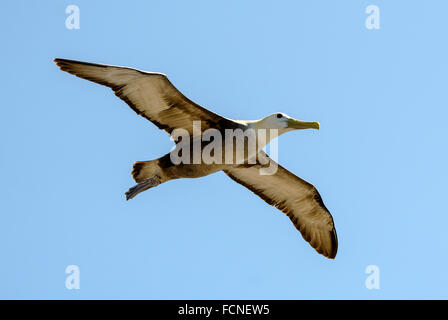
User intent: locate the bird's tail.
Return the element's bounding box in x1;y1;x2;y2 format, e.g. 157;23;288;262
131;159;161;183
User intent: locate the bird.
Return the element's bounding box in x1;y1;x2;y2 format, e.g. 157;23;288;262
54;58;338;259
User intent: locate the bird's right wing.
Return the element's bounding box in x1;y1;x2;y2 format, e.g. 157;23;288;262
54;58;235;135
224;152;338;259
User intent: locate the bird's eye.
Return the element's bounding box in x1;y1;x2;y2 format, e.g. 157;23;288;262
276;113;282;118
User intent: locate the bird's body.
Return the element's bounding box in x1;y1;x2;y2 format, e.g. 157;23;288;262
54;58;338;259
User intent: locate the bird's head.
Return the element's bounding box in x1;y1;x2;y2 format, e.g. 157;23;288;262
254;113;320;133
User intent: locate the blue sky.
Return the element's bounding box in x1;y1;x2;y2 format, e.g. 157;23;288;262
1;0;447;299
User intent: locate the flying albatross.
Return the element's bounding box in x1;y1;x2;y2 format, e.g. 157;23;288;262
54;58;338;259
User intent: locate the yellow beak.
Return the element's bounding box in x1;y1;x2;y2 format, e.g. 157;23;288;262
288;119;320;130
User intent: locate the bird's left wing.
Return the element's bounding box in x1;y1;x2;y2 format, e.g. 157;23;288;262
54;58;234;135
224;152;338;259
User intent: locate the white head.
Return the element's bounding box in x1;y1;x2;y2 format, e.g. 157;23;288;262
252;112;320;134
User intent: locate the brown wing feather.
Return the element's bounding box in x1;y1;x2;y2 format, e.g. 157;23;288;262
224;152;338;259
54;58;234;135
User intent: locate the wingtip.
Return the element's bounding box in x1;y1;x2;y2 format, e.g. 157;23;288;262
53;58;65;68
53;58;77;66
328;249;338;259
320;248;337;260
327;252;337;260
316;233;338;259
